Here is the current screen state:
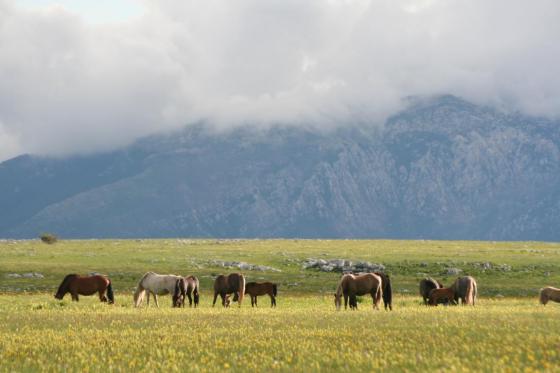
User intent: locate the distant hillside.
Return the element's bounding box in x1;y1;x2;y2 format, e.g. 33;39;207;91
1;96;559;240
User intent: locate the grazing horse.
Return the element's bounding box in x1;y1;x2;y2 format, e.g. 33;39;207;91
451;276;477;305
184;275;200;308
245;282;277;307
334;273;382;311
374;272;393;311
172;277;187;307
428;287;456;306
419;278;444;305
134;272;184;307
54;274;114;304
539;286;560;305
213;273;246;307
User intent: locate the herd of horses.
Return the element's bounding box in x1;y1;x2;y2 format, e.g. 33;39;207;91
53;271;560;309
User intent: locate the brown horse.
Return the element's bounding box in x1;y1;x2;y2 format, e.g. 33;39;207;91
419;278;444;305
539;286;560;305
334;273;382;311
184;275;200;308
54;274;114;303
428;287;456;306
213;273;246;307
172;277;187;307
245;282;277;307
374;272;393;311
451;276;477;305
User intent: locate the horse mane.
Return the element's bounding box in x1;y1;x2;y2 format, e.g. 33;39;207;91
56;274;78;295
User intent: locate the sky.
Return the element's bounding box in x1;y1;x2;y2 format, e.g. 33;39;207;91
1;0;560;161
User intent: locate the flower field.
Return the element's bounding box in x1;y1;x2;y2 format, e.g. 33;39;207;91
0;295;559;372
1;239;560;371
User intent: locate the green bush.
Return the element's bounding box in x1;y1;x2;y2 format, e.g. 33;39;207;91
39;233;58;244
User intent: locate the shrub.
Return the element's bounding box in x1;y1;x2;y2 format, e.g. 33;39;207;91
40;233;58;244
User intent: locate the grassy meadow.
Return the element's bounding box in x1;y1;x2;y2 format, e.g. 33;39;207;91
1;239;560;371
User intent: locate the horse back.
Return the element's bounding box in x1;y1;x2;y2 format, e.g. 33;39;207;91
76;275;110;295
350;273;381;295
226;273;244;293
245;282;273;296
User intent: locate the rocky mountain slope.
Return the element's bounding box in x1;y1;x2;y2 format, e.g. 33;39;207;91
1;96;559;240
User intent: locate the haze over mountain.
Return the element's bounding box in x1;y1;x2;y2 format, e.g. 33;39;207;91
1;96;559;240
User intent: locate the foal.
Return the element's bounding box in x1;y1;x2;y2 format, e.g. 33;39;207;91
428;287;457;306
245;282;277;307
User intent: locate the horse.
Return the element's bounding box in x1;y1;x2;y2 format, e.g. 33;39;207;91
419;278;444;305
539;286;560;305
213;273;246;307
245;282;277;307
428;287;456;306
451;276;477;305
334;273;382;311
133;272;184;307
184;275;200;308
172;277;188;307
374;272;393;311
54;274;114;304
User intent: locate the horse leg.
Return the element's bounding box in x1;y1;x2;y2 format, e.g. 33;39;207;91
187;292;193;308
146;291;150;307
254;296;258;307
71;292;79;302
344;294;348;310
251;296;255;307
212;292;218;307
154;294;160;308
99;290;107;303
221;293;227;308
270;294;275;307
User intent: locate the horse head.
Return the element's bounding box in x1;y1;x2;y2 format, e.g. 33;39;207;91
54;274;77;300
172;278;187;307
334;292;342;310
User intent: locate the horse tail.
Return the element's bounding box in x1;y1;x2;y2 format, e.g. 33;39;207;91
238;275;246;306
133;272;150;307
465;279;474;306
375;280;383;310
272;283;277;297
194;277;200;306
106;280;115;304
383;275;392;310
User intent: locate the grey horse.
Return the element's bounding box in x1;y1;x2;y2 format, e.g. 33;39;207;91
451;276;478;305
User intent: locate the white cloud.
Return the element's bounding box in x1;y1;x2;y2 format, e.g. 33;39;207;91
1;0;560;161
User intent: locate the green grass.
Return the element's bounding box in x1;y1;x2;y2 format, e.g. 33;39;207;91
1;239;559;296
1;239;560;372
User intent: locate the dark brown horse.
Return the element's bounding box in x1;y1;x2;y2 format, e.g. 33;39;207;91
334;273;382;311
540;286;560;305
184;275;200;308
213;273;246;307
245;282;277;307
419;278;444;305
428;287;456;306
54;274;114;303
172;277;187;307
374;272;393;311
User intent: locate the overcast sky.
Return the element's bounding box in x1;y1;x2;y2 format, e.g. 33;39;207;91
1;0;559;161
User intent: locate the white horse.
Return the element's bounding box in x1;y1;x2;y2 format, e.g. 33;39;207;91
133;272;184;307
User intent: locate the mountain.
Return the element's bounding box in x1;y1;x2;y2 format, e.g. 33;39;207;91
1;96;559;240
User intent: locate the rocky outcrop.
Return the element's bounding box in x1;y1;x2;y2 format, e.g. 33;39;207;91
303;258;385;273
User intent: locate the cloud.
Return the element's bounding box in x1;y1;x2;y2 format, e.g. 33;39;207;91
1;0;560;161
